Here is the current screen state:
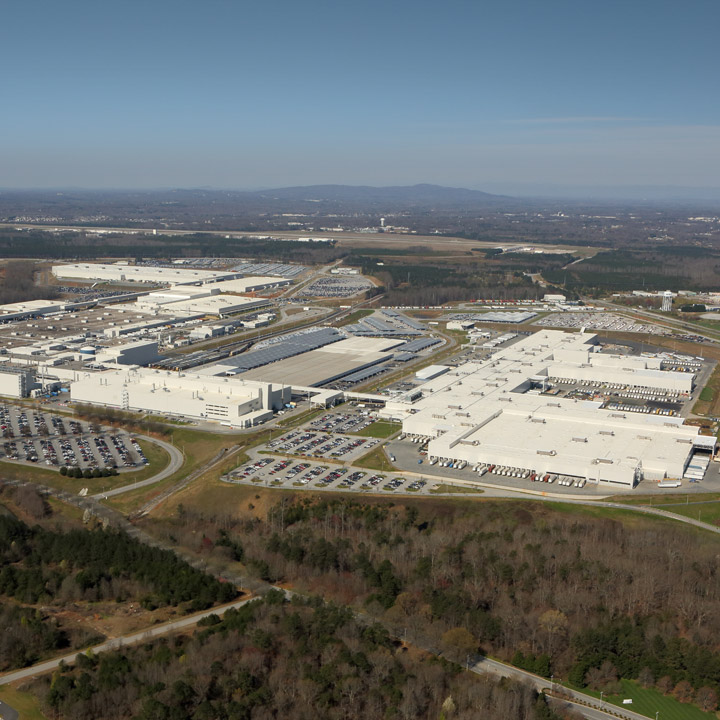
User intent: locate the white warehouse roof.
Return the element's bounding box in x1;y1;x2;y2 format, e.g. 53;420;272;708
382;330;699;487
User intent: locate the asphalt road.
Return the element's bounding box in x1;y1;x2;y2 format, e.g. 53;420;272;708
470;656;652;720
0;700;19;720
0;595;255;687
92;435;184;499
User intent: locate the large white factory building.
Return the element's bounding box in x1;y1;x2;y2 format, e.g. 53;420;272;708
70;367;290;427
381;330;704;487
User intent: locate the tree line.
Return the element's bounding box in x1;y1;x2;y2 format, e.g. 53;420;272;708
0;514;236;614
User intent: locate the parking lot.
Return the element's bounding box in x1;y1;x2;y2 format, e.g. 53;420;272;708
0;404;145;471
227;457;425;493
298;276;373;298
537;312;667;335
547;378;688;417
309;411;379;434
264;429;380;461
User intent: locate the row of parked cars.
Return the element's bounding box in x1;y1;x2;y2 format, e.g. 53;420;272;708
310;412;372;434
606;402;675;416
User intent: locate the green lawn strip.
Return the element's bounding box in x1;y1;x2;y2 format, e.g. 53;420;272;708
334;308;374;326
276;407;326;429
354;446;395;472
700;387;714;402
0;685;50;720
349;421;402;438
572;679;716;720
105;428;258;514
662;501;720;525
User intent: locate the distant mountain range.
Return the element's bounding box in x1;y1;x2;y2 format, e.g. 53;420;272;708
250;183;509;207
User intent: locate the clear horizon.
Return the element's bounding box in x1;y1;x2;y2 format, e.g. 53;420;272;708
3;0;718;195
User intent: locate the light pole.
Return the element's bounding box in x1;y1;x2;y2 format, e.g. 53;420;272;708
600;691;604;706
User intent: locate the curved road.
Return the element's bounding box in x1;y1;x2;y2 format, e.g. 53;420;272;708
92;435;184;499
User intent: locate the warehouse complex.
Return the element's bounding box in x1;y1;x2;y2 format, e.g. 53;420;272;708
0;257;715;485
381;330;705;487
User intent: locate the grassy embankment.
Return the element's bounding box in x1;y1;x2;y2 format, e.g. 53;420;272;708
574;679;717;720
349;421;401;439
0;686;49;720
693;361;720;417
354;445;397;472
104;427;247;515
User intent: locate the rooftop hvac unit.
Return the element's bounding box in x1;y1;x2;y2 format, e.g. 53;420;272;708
572;437;588;443
599;430;614;436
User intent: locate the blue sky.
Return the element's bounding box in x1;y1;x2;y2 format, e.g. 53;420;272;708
2;0;719;194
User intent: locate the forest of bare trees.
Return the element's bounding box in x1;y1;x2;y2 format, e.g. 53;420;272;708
144;494;720;711
32;593;562;720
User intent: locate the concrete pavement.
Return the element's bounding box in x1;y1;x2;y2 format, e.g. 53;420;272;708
0;700;19;720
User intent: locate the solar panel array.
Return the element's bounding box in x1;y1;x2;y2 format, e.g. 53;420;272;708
393;352;418;362
345;323;414;337
397;337;442;353
396;315;425;331
231;262;306;278
341;363;394;384
364;317;398;333
382;309;426;331
223;327;343;372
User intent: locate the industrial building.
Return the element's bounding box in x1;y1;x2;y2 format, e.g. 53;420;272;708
52;263;239;285
381;330;704;487
233;336;404;387
94;340;160;366
208;277;291;294
0;366;35;398
119;286;270;318
0;299;66;322
70;367;290;427
201;333;404;388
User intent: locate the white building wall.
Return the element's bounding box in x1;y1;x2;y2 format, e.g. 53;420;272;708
70;368;290;427
0;370;28;398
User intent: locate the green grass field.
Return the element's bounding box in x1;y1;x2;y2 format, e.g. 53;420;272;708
579;679;717;720
335;308;375;326
350;421;401;438
0;685;49;720
355;446;395;471
663;500;720;526
700;386;715;402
